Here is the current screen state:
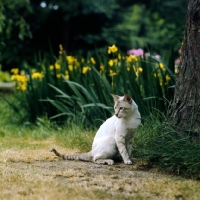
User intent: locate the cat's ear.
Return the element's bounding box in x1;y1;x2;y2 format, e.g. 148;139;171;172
111;94;120;101
123;94;132;104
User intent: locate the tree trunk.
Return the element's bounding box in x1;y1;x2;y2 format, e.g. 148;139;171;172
169;0;200;132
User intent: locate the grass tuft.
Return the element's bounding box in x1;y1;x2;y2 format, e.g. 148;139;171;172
134;111;200;179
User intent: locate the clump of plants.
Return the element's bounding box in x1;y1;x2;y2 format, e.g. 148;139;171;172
6;45;175;126
133;112;200;179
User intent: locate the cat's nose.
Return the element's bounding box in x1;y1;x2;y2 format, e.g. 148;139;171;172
115;113;118;117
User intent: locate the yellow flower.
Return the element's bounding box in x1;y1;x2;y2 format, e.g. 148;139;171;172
126;56;132;63
82;66;91;74
108;44;118;54
49;65;54;70
66;56;75;64
56;74;61;79
32;72;43;79
68;65;73;71
55;62;61;70
127;67;130;71
138;67;143;73
11;75;18;81
90;57;96;64
131;55;138;61
100;65;105;74
126;55;138;63
108;60;114;67
159;63;165;71
175;68;178;74
113;59;118;64
109;70;117;76
65;70;69;79
153;73;157;78
17;84;26;91
136;67;143;76
11;74;28;83
11;68;19;75
118;53;121;60
59;44;63;51
166;75;171;82
65;74;69;79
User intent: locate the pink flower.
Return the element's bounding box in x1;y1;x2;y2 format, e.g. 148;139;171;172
127;48;144;56
175;58;180;64
155;55;161;59
145;52;150;57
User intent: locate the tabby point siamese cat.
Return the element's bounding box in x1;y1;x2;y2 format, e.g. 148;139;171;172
50;94;141;165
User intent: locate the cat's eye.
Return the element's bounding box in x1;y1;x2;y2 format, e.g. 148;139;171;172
119;107;124;110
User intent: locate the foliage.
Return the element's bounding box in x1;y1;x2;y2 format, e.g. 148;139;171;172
0;0;32;68
0;0;186;70
6;45;175;126
134;111;200;179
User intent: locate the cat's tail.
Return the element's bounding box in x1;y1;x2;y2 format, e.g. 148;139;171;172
50;148;93;162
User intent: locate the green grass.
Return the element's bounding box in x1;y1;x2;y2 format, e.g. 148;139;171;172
0;94;95;151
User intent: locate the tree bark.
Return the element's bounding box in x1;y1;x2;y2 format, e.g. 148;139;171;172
169;0;200;132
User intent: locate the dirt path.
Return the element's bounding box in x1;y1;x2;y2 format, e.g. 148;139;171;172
0;148;199;200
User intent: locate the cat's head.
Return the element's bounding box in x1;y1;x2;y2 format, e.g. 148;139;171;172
111;94;138;118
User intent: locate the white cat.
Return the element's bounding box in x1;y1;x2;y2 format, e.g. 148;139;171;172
51;94;141;165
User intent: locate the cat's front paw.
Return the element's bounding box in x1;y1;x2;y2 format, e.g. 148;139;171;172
124;160;132;165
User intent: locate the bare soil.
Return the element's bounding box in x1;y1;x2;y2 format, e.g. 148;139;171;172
0;147;199;200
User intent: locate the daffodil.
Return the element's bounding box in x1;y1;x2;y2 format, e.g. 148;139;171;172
55;62;61;70
66;56;75;64
82;66;91;74
109;70;117;76
90;57;96;64
56;74;61;79
68;65;73;71
108;60;114;67
166;75;171;82
100;65;105;74
136;68;143;76
17;84;26;91
11;68;19;75
49;65;54;70
138;67;143;73
32;72;43;79
159;63;165;71
108;44;118;54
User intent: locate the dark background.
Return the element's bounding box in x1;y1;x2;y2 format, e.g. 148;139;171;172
0;0;187;70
